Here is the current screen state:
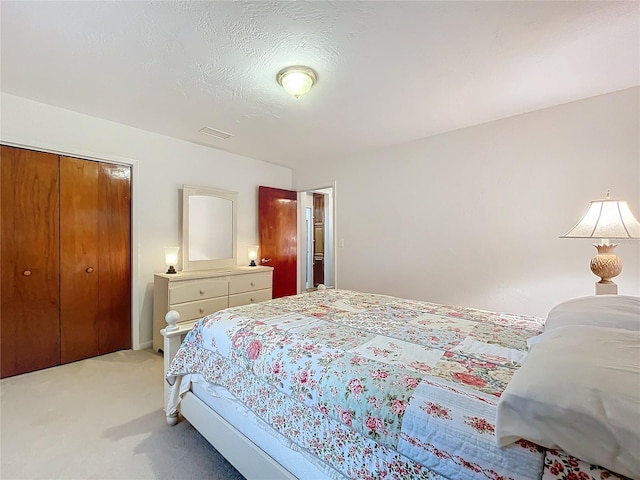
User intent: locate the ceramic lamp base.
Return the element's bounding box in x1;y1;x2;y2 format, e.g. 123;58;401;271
590;243;622;295
595;282;618;295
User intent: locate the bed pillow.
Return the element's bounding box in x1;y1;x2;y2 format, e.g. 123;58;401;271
544;295;640;332
495;325;640;479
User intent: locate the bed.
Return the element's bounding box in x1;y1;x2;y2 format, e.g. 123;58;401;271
162;289;639;480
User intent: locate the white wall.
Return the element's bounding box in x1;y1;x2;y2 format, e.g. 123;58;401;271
294;87;640;318
1;93;292;348
3;88;637;336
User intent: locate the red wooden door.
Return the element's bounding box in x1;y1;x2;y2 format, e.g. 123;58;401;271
1;146;61;378
259;186;297;298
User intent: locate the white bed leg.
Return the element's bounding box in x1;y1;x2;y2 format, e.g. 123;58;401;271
166;412;179;426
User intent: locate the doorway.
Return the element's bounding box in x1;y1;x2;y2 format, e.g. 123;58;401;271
298;185;335;291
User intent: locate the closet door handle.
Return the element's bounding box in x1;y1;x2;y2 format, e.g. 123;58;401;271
261;258;272;264
86;267;94;273
23;270;32;276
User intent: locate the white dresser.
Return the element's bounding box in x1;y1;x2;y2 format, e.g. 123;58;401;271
153;265;273;351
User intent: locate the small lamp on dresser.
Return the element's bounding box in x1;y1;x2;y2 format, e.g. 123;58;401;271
164;247;180;274
248;245;259;267
561;191;640;295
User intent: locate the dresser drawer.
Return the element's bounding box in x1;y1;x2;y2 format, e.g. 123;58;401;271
228;288;272;308
229;272;273;295
172;296;229;323
169;279;228;305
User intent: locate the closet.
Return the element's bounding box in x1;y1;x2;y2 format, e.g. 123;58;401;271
1;145;131;378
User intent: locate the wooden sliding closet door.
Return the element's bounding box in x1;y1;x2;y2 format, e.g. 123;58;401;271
1;146;61;377
97;162;131;354
59;156;131;364
60;157;100;363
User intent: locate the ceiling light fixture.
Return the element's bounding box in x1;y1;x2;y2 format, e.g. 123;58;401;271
276;66;318;98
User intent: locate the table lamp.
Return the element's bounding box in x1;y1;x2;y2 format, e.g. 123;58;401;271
561;191;640;294
248;245;259;267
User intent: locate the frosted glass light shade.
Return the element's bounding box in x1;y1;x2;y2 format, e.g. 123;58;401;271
277;66;317;98
561;197;640;239
164;246;180;274
248;245;259;266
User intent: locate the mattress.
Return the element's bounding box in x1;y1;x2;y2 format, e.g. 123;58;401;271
167;289;631;480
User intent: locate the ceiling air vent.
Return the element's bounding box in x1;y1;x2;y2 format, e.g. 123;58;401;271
198;126;234;140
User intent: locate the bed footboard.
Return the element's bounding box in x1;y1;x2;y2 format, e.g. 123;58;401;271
160;311;299;479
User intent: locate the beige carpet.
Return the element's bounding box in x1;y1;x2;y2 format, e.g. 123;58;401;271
0;349;246;480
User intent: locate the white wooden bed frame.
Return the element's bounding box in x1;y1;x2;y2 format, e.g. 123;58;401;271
161;313;298;480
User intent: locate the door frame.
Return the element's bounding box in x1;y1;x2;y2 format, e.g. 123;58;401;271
296;181;337;292
1;139;141;349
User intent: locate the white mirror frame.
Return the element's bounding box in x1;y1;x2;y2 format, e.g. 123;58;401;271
181;184;238;271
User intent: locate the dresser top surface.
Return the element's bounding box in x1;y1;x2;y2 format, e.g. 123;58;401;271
155;265;273;281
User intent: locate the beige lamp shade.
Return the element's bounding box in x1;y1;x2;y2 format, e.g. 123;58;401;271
561;197;640;239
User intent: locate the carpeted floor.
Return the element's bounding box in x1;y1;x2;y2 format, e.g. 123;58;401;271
0;349;246;480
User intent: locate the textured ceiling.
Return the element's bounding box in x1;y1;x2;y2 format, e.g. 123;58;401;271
1;1;638;170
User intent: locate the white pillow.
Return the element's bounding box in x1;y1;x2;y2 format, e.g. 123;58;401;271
545;295;640;332
496;325;640;479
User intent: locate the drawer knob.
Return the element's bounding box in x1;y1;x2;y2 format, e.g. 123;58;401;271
199;307;205;314
23;270;32;276
86;267;94;274
250;282;255;287
199;289;205;295
250;297;255;303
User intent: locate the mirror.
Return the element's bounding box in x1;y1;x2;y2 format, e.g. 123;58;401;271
181;185;237;271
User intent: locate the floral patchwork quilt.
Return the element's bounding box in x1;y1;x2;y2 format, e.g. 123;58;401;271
167;289;630;480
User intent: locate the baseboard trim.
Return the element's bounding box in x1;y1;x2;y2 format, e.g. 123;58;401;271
136;340;153;350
